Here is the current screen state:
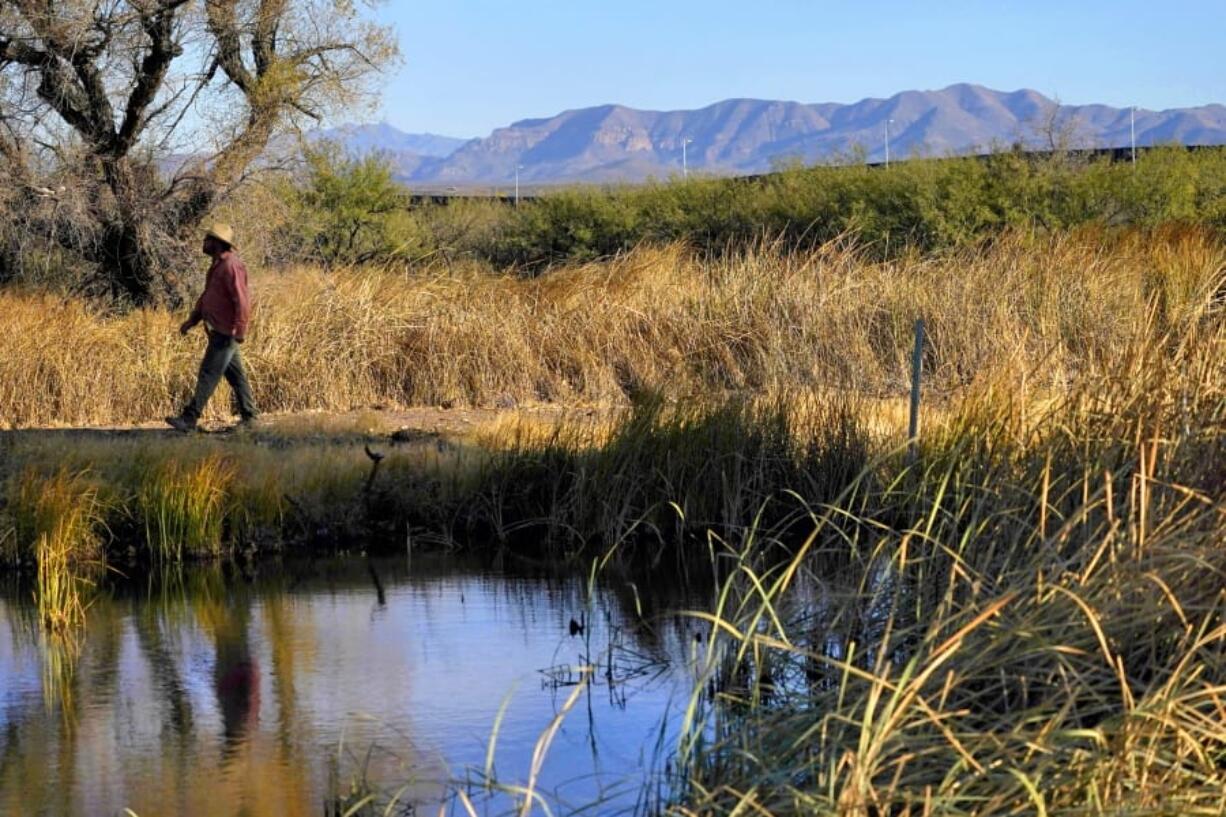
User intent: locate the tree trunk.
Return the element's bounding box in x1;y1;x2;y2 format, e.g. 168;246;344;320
98;222;149;304
97;157;186;307
0;248;17;286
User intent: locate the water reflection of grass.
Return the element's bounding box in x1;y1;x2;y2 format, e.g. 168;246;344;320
38;629;82;724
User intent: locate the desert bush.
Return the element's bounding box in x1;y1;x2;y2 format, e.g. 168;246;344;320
428;146;1225;269
7;145;1225;289
278;146;430;266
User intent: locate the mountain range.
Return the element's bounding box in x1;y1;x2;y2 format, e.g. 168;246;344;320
330;84;1226;187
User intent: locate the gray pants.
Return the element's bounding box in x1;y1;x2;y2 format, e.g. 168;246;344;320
183;331;258;422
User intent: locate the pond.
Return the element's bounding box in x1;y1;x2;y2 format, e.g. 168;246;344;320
0;556;709;816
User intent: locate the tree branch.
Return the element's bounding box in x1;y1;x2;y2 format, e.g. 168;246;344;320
253;0;288;77
19;0;119;147
0;37;99;140
116;0;190;153
204;0;253;91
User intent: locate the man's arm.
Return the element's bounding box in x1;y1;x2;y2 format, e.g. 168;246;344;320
180;297;203;335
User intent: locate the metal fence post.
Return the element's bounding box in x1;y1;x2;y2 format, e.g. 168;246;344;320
908;318;925;464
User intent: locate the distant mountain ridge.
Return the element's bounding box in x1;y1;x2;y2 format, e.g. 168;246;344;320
317;123;469;158
338;84;1226;186
310;123;470;179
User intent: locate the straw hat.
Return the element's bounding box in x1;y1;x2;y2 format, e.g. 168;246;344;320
203;223;237;248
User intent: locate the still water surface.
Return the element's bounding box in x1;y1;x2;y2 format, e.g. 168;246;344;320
0;557;702;816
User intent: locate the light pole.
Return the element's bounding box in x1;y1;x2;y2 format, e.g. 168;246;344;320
885;119;895;168
1130;106;1137;167
682;138;693;180
514;163;523;206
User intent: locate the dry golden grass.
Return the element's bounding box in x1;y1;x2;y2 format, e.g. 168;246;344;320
669;316;1226;817
2;228;1221;429
2;234;1223;811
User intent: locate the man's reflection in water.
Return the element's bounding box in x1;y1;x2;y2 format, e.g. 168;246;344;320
211;596;260;760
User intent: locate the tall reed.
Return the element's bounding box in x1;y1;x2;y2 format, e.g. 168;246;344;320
667;317;1226;815
1;229;1221;428
457;393;871;562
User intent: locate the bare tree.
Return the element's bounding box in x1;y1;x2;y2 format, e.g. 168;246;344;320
0;0;396;303
1029;95;1087;155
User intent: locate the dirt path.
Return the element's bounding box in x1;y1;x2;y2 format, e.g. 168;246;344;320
5;404;613;445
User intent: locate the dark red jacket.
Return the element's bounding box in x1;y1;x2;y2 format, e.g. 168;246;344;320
191;251;251;340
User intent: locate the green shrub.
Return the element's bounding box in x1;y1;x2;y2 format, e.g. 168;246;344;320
474;146;1226;268
232;144;1226;272
282;144;429;266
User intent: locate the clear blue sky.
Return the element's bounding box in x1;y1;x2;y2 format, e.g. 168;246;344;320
372;1;1225;138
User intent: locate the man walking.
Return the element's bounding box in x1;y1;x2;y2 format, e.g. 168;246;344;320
166;224;258;431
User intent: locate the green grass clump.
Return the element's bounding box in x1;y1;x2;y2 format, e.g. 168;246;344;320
9;468;104;631
138;455;235;562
